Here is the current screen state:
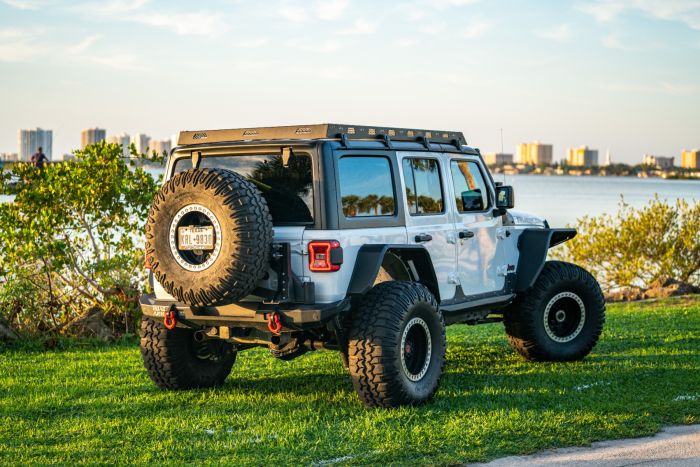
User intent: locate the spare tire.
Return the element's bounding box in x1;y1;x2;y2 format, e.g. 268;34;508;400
145;168;272;306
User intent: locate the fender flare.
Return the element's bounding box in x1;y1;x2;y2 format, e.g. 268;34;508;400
347;244;440;301
515;228;577;292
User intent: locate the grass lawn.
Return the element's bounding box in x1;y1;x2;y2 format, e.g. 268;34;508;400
1;296;699;465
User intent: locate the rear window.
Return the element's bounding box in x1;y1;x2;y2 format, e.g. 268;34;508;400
174;153;314;225
338;156;395;217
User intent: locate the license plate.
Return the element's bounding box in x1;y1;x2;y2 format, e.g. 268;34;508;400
178;226;214;250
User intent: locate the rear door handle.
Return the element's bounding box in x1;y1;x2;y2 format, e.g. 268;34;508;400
458;230;475;239
415;233;433;243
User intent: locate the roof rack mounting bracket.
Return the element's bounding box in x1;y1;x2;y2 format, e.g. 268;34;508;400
339;133;350;148
191;151;202;169
418;136;431;149
380;133;393;149
281;147;292;167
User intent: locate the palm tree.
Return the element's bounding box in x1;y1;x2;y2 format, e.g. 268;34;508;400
342;195;360;217
378;195;395;215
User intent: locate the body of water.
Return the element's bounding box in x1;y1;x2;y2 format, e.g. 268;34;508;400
3;169;699;227
503;174;700;227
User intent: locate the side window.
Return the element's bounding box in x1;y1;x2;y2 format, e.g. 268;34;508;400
450;160;489;212
338;156;395;217
402;158;444;215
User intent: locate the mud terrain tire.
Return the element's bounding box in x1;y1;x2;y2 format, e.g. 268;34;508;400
140;318;236;389
504;261;605;362
145;168;272;306
348;281;446;408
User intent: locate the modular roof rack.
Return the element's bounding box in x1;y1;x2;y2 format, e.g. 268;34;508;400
177;124;467;147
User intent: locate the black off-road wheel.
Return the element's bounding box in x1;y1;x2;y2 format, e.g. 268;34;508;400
348;281;446;408
140;318;236;390
504;261;605;362
145;168;272;307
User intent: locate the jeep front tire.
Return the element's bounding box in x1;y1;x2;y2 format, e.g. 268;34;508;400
504;261;605;362
348;281;446;408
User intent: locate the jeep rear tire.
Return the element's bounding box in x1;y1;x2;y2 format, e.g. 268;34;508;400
145;168;272;307
140;318;236;389
348;281;446;408
504;261;605;362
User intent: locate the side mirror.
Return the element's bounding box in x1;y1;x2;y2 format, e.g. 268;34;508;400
496;185;514;209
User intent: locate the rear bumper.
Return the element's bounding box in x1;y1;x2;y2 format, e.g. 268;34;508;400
139;294;350;330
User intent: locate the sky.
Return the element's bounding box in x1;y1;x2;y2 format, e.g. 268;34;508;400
0;0;699;163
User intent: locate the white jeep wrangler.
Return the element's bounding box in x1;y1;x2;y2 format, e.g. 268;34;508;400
140;124;605;408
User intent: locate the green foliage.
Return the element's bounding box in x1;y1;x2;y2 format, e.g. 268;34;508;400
1;297;699;464
553;196;700;290
0;142;160;337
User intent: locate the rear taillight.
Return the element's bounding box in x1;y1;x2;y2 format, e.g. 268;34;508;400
308;240;343;272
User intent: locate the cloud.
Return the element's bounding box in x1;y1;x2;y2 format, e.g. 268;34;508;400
316;0;349;20
460;16;494;38
421;0;481;8
0;0;54;9
339;18;376;35
136;11;228;37
72;0;228;37
419;22;447;35
235;37;269;49
394;37;419;47
91;53;145;71
601;33;639;50
534;23;573;42
67;35;101;55
579;0;700;31
286;39;343;53
277;0;351;23
0;28;50;62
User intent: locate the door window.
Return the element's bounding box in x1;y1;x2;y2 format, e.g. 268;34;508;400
402;158;444;215
338;156;395;217
450;160;490;213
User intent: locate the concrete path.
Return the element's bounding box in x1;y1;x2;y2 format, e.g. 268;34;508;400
473;424;700;467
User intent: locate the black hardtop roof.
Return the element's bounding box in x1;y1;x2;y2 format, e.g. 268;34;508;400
177;123;467;147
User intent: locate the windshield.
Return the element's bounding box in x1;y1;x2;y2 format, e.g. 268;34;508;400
173;153;314;225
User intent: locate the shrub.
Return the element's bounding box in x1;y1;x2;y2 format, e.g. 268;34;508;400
553;197;700;291
0;143;160;338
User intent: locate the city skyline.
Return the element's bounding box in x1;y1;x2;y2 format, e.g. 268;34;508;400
1;0;699;163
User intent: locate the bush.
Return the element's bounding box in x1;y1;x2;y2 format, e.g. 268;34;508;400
553;197;700;291
0;143;160;338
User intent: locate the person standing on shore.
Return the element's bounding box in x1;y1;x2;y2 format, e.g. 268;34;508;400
30;147;48;169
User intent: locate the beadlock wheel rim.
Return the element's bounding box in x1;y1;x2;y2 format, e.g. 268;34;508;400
400;317;432;382
168;204;222;272
543;291;586;343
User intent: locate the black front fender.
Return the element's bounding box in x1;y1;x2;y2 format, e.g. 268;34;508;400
515;228;576;292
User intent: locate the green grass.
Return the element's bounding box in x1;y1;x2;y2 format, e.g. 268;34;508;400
2;297;699;465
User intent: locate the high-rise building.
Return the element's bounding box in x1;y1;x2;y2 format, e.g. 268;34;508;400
80;127;106;149
0;152;19;162
603;149;611;166
642;154;674;169
131;134;151;156
567;146;599;167
148;139;172;156
483;152;514;165
516;141;553;165
18;128;53;161
681;149;700;169
107;133;131;157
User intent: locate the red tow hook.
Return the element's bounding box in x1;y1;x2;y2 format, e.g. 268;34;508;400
163;307;178;330
267;312;283;335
